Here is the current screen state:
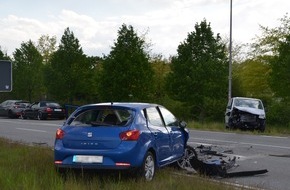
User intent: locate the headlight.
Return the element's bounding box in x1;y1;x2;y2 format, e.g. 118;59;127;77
259;114;265;119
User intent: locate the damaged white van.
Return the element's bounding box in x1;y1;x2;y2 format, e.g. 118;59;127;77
225;97;266;132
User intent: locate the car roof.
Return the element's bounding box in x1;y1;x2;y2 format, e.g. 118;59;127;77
81;102;160;110
232;97;262;101
34;101;59;103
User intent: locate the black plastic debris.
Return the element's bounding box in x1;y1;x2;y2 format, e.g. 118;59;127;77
187;144;268;178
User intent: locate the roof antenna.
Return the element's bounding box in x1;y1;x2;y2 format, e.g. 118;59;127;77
111;102;113;105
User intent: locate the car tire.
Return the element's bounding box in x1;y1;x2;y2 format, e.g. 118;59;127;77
176;145;197;172
8;110;14;119
259;120;266;132
139;151;155;181
37;112;43;120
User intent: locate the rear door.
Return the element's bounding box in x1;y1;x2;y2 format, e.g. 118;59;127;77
25;102;39;118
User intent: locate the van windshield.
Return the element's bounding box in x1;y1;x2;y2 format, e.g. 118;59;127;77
233;98;263;110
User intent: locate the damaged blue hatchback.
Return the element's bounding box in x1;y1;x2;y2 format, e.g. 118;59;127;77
54;102;190;181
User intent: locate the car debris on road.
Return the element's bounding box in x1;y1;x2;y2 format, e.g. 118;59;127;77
183;144;268;178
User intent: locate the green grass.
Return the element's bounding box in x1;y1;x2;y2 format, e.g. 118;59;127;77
0;138;239;190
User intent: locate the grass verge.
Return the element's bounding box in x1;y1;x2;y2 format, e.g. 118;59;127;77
0;138;239;190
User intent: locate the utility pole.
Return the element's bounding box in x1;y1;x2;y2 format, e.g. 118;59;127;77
228;0;233;100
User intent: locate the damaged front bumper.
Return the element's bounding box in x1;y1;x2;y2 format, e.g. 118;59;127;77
228;107;266;131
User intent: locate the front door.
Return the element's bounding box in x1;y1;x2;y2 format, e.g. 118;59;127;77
145;106;171;165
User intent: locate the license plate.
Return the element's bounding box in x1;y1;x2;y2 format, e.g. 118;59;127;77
73;155;103;163
54;109;62;112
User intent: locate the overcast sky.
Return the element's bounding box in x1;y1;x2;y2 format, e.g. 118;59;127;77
0;0;288;58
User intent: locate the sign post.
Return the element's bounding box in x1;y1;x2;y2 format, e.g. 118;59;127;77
0;60;12;92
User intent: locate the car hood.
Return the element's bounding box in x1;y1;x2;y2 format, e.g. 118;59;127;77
233;106;265;116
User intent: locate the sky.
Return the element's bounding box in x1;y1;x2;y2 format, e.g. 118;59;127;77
0;0;289;58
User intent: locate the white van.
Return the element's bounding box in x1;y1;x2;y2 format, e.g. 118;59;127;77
225;97;266;132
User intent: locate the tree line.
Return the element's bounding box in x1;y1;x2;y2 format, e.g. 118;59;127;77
1;15;290;126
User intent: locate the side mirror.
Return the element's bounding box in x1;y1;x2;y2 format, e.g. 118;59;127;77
179;121;187;128
226;112;231;116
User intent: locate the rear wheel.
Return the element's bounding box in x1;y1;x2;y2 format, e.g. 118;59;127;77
139;151;155;181
37;112;44;120
8;110;14;118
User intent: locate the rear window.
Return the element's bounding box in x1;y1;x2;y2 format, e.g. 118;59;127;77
69;108;134;127
45;102;60;107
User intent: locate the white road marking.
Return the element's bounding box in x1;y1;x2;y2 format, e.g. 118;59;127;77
190;137;290;150
0;119;61;126
16;128;47;133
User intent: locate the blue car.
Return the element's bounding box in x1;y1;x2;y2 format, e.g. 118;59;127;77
54;102;191;181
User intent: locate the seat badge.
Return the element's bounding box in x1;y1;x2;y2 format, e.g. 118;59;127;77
87;132;93;138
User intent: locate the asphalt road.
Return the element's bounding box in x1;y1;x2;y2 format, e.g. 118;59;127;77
0;117;289;190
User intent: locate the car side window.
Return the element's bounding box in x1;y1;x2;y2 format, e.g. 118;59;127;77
159;107;178;126
145;107;164;126
32;104;38;109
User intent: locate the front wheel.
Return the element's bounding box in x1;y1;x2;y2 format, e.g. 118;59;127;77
177;145;197;172
37;112;44;120
139;151;155;181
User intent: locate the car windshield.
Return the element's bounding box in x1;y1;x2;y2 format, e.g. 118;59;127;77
234;98;263;109
69;108;134;127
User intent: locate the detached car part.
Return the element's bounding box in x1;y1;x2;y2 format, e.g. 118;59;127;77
182;145;268;178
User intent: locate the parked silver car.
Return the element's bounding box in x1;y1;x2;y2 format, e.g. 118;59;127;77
225;97;266;132
0;100;30;118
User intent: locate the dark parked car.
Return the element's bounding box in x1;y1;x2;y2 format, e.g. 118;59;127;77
225;97;266;131
0;100;30;118
22;101;66;120
54;102;192;181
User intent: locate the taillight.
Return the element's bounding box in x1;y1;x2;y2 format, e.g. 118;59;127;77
46;107;53;112
119;130;140;141
56;129;65;139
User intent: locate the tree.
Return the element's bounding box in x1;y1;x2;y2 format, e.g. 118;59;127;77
233;58;271;100
37;35;57;64
0;46;10;60
97;24;154;102
45;28;96;104
150;54;171;103
250;13;290;57
12;40;43;101
165;19;228;121
269;34;290;100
